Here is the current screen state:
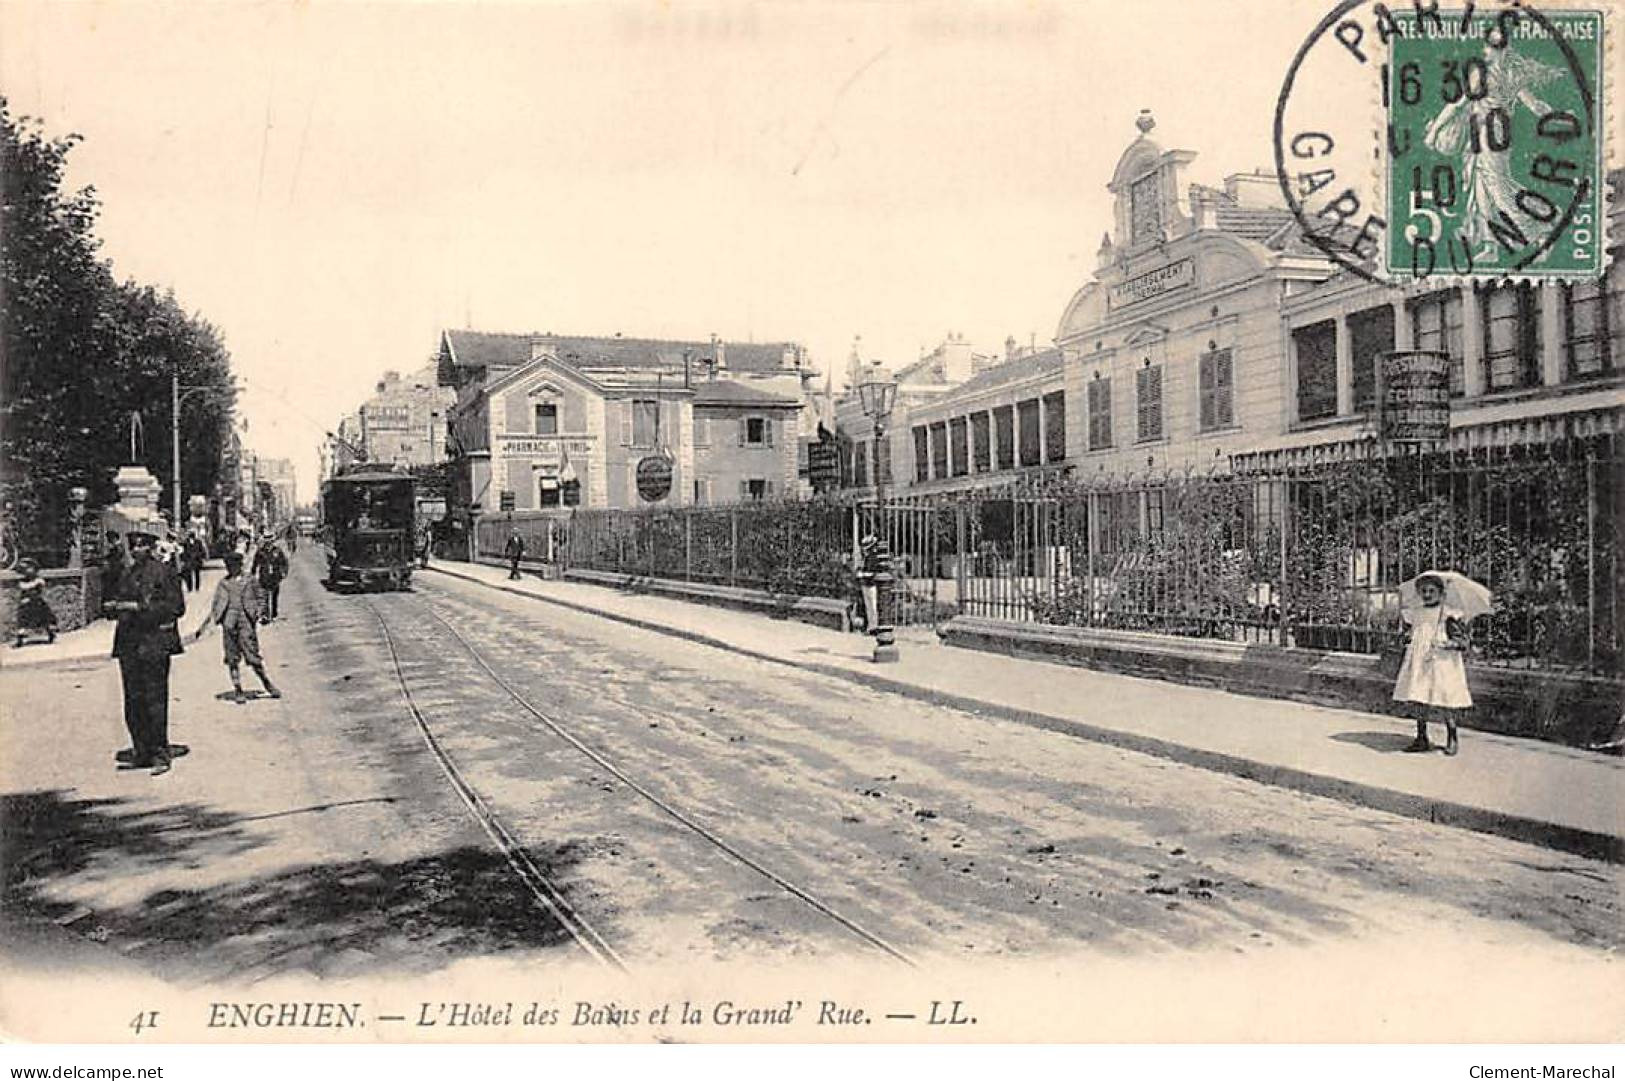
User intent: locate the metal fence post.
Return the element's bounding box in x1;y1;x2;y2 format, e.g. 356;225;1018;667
1278;475;1291;648
729;508;739;588
684;512;693;582
1085;489;1096;627
955;503;968;619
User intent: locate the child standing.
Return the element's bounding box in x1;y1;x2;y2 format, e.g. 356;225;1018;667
194;550;281;703
1393;573;1472;755
14;559;58;645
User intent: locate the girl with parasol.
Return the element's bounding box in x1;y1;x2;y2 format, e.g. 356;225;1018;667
1393;570;1492;755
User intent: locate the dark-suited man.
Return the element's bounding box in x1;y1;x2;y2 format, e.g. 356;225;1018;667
107;531;188;775
504;529;525;580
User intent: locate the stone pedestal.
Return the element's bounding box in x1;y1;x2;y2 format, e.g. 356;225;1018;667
99;465;167;539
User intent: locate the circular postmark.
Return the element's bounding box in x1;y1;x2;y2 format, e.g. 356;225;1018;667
1274;0;1604;283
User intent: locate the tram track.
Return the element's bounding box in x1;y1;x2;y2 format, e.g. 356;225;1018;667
364;593;918;969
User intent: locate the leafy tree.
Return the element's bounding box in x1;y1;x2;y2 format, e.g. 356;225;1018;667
1;98;236;559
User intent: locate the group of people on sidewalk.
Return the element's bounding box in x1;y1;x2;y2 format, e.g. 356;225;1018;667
101;528;291;776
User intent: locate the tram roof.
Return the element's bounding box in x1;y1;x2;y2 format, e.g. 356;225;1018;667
325;468;413;485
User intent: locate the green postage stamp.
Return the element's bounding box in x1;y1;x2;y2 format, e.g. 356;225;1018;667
1385;6;1607;280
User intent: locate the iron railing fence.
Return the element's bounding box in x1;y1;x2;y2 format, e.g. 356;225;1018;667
511;434;1620;676
558;495;952;626
945;435;1621;677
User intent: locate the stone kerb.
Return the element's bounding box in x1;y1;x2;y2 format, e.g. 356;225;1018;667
939;616;1622;750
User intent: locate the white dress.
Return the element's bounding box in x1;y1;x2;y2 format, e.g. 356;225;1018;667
1392;605;1473;709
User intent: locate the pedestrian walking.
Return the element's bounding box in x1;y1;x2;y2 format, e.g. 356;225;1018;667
13;559;58;646
183;532;205;592
504;528;525;579
252;537;288;620
105;531;188;775
194;550;280;704
416;519;433;569
1394;570;1490;756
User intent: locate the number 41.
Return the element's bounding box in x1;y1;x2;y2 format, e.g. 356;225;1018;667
129;1010;159;1035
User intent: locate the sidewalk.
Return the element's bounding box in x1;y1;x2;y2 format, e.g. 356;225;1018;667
1;564;228;671
432;559;1625;863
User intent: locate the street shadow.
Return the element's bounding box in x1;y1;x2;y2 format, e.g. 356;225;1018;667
2;789;586;977
2;789;270;925
1329;730;1417;754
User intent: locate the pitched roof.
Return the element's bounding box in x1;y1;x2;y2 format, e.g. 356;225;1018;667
441;329;799;375
939;348;1065;399
442;329;533;370
691;380;802;407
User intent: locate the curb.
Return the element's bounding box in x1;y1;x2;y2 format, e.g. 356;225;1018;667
427;563;1624;864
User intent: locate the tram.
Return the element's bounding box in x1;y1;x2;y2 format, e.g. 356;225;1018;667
320;468;417;591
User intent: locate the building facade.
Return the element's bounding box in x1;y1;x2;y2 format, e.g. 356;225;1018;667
854;114;1621;496
356;364;455;470
439;331;811;525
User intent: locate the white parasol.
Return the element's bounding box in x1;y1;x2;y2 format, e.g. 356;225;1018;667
1399;569;1493;619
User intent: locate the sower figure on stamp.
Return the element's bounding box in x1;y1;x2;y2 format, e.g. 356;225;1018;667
195;550;281;704
106;530;188;775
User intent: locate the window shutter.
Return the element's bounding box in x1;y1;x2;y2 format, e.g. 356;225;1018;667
739;479;750;499
764;417;774;445
1215;350;1234;427
738;417;748;446
765;479;775;497
1199;356;1216;431
620;404;633;446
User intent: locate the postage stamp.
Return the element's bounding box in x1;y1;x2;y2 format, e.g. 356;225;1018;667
1383;6;1607;280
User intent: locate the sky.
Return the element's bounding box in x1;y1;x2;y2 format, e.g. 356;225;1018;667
3;0;1573;502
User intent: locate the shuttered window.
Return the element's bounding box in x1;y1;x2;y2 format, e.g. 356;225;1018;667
1408;291;1465;396
535;403;558;435
1043;392;1066;462
1199;347;1234;431
971;411;992;472
1564;269;1620;380
949;417;969;476
1136;365;1163;443
1349;304;1395;413
1480;282;1541;391
739;416;773;445
1294;321;1338;421
930;422;949;480
630;399;658;447
1017;398;1041;466
1087;378;1112;450
993;406;1015;469
913;426;930;482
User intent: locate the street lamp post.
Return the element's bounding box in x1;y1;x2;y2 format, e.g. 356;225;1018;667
857;365;899;663
172;372;235;529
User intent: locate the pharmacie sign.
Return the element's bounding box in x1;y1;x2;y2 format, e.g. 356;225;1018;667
496;435;592;469
1379;351;1451;444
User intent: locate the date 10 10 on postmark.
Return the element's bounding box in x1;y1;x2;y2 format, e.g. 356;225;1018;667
1385;6;1606;280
